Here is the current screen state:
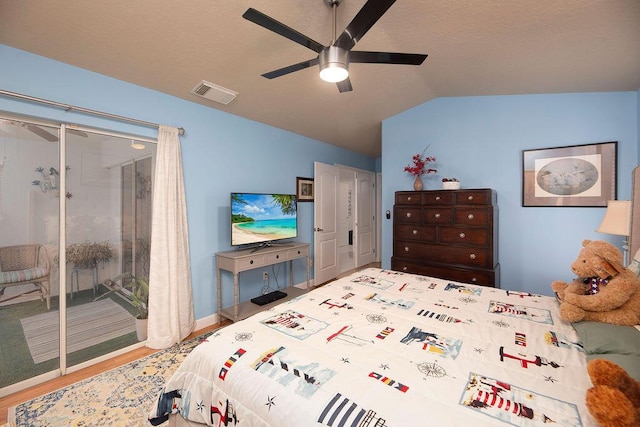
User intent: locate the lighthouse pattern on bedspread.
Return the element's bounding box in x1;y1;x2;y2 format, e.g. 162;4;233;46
150;268;596;426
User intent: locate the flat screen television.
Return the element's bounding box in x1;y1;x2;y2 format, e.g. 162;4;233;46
231;192;297;248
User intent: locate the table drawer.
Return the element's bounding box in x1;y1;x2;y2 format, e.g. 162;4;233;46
395;224;437;242
288;246;309;258
439;227;489;246
265;251;287;263
236;255;265;269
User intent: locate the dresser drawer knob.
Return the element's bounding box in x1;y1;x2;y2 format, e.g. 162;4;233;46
406;212;412;218
468;195;474;201
469;253;476;260
459;232;466;239
250;260;254;264
403;266;408;271
471;277;477;282
407;196;412;201
412;229;418;235
276;255;280;259
434;213;441;218
435;196;441;201
467;213;474;220
404;246;410;252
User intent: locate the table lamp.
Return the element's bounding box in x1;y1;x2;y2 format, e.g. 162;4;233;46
596;200;632;265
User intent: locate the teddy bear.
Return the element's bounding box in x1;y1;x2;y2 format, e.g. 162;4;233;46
551;239;640;326
585;358;640;427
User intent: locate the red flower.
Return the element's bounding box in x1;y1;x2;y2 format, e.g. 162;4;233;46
404;149;437;177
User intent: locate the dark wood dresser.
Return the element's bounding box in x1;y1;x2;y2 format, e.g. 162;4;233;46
391;189;499;287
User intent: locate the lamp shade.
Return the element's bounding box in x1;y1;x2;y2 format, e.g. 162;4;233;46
596;200;631;236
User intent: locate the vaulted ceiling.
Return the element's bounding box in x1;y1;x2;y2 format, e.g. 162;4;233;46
1;0;639;157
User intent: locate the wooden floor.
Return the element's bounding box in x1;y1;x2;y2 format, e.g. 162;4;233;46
0;322;228;424
0;262;380;424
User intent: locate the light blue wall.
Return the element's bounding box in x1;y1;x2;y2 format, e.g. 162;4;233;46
637;89;640;164
382;92;639;296
0;45;375;320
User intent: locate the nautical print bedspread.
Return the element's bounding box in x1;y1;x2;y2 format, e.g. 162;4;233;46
149;268;597;426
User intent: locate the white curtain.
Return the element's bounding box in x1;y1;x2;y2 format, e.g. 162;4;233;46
146;125;196;349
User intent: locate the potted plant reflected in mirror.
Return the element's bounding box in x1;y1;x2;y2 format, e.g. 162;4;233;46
112;272;149;341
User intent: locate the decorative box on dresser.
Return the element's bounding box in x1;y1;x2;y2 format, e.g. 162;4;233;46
391;189;500;287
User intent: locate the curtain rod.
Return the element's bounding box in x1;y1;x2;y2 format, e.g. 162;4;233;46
0;89;185;136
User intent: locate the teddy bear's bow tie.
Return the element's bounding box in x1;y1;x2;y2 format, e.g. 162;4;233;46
583;276;610;295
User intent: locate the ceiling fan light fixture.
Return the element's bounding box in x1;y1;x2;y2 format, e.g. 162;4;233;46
319;46;349;83
130;140;145;150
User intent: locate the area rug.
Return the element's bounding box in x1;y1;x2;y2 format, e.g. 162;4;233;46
20;299;136;363
9;330;218;426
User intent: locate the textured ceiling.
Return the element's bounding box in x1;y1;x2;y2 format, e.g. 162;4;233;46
1;0;639;157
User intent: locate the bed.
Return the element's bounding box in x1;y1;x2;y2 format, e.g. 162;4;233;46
150;267;603;426
151;167;640;427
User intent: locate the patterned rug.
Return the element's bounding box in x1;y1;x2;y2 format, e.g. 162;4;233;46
9;330;217;426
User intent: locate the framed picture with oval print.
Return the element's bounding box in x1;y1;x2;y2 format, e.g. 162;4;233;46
522;141;617;207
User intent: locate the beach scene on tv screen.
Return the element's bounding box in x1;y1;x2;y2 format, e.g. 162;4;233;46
231;193;297;245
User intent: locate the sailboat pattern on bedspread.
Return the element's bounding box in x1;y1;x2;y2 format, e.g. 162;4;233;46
149;268;597;426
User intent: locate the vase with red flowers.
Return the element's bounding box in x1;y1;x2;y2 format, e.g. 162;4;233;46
404;147;437;191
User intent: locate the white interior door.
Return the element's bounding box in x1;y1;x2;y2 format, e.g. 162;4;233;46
376;172;382;262
313;162;339;285
356;170;375;267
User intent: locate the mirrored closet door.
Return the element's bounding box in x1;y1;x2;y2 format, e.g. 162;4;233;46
0;114;156;396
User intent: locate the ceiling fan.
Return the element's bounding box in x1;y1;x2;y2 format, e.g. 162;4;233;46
242;0;428;93
0;119;87;142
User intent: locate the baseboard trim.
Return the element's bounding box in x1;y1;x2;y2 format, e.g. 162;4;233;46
194;313;220;331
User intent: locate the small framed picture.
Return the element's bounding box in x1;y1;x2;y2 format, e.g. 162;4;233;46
522;141;617;207
296;177;314;202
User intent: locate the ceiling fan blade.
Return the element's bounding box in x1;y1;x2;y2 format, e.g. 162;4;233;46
334;0;396;51
350;51;427;65
68;129;88;138
337;78;353;93
243;8;326;54
27;124;58;142
262;57;320;79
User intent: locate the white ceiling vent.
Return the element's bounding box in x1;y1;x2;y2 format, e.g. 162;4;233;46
190;80;238;105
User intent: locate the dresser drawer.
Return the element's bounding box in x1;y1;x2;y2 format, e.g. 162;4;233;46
439;227;489;246
422;191;454;205
394;241;492;267
391;257;497;287
423;208;453;224
394;206;422;224
395;192;423;205
454;190;492;205
395;224;437;242
454;207;491;226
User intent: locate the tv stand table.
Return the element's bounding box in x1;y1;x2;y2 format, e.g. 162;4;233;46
216;243;310;322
